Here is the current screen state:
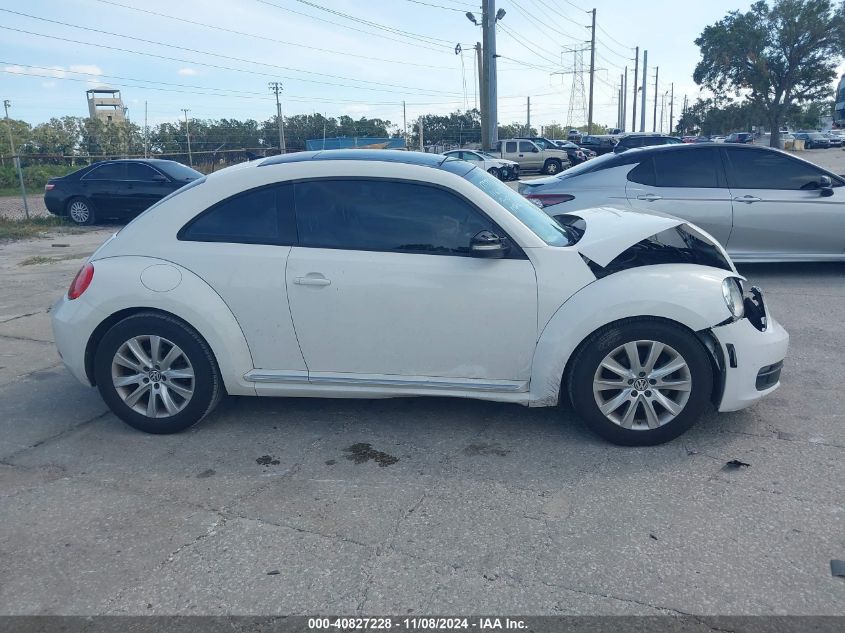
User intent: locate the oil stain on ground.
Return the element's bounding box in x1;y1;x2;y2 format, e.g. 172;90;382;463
343;443;399;467
256;455;280;466
463;442;510;457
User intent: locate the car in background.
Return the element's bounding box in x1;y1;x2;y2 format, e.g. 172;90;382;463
51;149;788;446
578;135;617;155
793;131;830;149
494;138;570;175
517;143;845;262
567;129;582;142
682;136;698;143
553;140;589;165
725;132;754;144
614;134;683;153
823;132;843;147
711;135;727;143
442;149;519;180
44;159;202;225
693;136;714;143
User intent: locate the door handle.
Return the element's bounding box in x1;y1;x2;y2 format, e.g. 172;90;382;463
636;194;663;202
733;195;761;203
294;275;331;287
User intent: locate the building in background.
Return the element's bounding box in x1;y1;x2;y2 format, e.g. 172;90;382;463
86;88;126;123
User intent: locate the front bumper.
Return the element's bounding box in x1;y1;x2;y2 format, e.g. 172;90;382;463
710;295;789;412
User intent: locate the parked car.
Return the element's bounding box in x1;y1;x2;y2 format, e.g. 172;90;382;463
711;135;727;143
793;131;830;149
567;129;582;142
681;136;698;143
51;149;787;446
518;143;845;262
515;137;580;168
553;140;589;165
44;159;202;225
494;138;570;175
724;132;754;144
577;135;617;155
442;149;519;180
822;132;843;147
614;134;683;153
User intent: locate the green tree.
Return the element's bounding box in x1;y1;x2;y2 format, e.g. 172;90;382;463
694;0;845;147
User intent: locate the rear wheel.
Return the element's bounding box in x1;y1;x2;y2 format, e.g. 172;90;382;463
67;197;95;225
567;319;713;446
94;313;222;434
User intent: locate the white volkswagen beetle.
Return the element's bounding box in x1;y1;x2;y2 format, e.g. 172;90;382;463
52;150;788;445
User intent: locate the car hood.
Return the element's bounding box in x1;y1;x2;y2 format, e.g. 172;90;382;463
561;206;724;268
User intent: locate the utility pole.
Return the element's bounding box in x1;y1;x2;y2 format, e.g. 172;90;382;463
268;82;286;154
631;47;639;133
3;99;29;219
618;74;624;128
660;91;666;133
143;100;149;159
181;108;193;167
526;96;530;135
403;100;407;149
418;119;424;151
639;50;648;132
587;7;596;134
622;66;628;132
652;66;659;132
476;41;487;150
481;1;502;150
669;83;674;134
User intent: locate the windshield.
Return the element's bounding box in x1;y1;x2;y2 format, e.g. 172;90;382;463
478;151;498;159
463;168;571;246
532;138;559;150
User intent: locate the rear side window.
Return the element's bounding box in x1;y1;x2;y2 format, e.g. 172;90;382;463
506;142;517;152
179;184;296;245
653;148;718;187
627;159;655;185
126;163;161;181
294;179;497;256
85;163;127;180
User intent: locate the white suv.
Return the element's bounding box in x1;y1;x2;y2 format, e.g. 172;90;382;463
52;150;788;445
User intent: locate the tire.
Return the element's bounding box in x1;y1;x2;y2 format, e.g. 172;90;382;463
487;167;501;179
543;159;562;175
66;197;95;225
94;312;222;434
567;319;713;446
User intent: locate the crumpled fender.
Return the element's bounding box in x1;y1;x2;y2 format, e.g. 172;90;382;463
528;263;737;406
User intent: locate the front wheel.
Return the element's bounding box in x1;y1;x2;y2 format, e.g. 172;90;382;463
567;319;713;446
543;159;562;175
94;313;222;434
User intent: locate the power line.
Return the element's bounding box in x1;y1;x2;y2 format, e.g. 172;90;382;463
0;26;460;97
510;0;581;42
91;0;453;70
402;0;469;11
596;22;634;50
0;9;458;96
497;23;562;67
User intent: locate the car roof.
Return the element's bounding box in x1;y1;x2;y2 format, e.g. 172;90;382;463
259;149;451;169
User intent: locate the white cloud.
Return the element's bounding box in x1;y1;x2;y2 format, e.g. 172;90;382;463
5;65;66;78
70;64;103;76
178;68;198;76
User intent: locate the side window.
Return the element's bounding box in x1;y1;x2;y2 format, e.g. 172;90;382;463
126;163;161;181
505;141;517;153
179;184;296;245
627;158;656;186
518;141;535;152
85;163;127;180
466;152;482;161
294;179;495;256
723;149;836;190
653;148;718;188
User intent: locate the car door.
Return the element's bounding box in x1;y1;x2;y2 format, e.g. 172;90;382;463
80;162;126;215
518;141;542;170
286;178;538;384
625;146;734;245
722;147;845;258
124;163;173;214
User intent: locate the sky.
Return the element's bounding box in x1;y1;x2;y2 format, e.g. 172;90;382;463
0;0;784;132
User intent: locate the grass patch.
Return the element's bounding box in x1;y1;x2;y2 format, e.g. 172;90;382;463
0;216;70;241
20;252;88;266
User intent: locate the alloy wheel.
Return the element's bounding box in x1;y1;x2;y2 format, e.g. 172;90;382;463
68;200;90;224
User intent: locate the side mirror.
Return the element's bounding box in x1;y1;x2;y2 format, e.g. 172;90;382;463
470;230;510;258
819;175;834;197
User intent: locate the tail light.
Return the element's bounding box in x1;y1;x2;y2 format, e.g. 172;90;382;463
524;193;575;208
68;262;94;300
44;183;55;191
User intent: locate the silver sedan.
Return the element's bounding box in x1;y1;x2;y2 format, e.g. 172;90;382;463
518;143;845;262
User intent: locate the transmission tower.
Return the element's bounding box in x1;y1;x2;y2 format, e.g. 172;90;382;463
566;48;588;129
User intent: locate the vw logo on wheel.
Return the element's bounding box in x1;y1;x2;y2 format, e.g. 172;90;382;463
148;369;162;382
634;378;649;391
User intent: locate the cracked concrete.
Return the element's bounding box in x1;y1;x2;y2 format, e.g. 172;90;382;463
1;228;844;616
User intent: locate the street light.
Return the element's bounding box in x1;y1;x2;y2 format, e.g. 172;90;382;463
495;8;506;20
465;12;478;25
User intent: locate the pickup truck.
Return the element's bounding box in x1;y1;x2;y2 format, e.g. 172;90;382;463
494;138;571;175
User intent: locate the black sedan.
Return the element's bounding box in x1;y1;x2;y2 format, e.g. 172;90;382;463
44;159;202;225
793;131;830;149
577;134;617;155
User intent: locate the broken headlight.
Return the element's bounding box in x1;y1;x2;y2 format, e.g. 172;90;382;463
722;277;745;319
